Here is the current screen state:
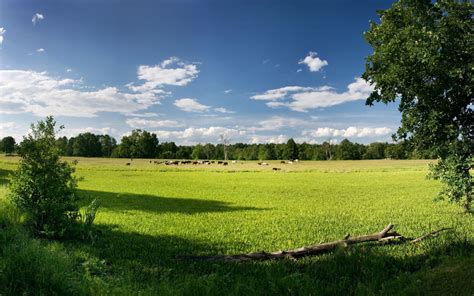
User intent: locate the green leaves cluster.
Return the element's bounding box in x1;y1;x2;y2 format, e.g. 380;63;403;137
363;0;473;211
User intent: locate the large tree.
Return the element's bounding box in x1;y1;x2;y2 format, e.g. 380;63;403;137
73;132;102;157
117;129;159;159
363;0;473;211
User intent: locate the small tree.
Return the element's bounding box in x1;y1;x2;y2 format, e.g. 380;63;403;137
1;136;16;155
9;117;80;237
284;138;299;160
220;134;230;161
363;0;473;211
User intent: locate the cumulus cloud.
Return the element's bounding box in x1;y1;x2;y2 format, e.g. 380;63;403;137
303;126;392;138
0;27;5;44
247;116;309;132
36;48;45;53
251;78;373;112
126;118;182;128
66;68;72;72
0;70;160;117
251;86;314;101
0;122;17;137
223;89;232;93
174;98;210;113
298;52;328;72
32;13;44;25
128;57;199;93
248;134;287;144
153;126;245;144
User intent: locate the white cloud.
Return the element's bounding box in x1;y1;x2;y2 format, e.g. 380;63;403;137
247;116;309;132
214;107;235;114
174;98;210;113
125;112;161;118
129;57;199;93
248;134;287;144
153;126;244;144
32;13;44;25
36;48;45;53
223;89;232;93
126;118;182;128
0;122;18;138
251;86;314;101
298;52;328;72
296;69;302;73
0;27;5;45
0;70;161;117
303;126;392;138
66;68;72;72
251;78;373;112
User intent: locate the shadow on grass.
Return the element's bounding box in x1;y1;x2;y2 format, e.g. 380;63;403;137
0;168;12;185
76;189;264;215
66;221;473;295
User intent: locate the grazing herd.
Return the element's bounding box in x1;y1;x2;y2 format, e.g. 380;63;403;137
146;160;230;166
124;159;300;171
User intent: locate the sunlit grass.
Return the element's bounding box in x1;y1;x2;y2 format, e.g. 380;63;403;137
0;156;472;295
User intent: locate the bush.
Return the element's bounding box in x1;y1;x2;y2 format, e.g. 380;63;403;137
8;117;80;237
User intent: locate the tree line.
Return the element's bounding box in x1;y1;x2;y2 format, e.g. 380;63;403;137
1;130;434;160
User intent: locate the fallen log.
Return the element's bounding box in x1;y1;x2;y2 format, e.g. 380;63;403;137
176;224;452;262
410;227;453;243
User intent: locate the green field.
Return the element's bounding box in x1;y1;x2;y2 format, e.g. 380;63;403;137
0;156;473;295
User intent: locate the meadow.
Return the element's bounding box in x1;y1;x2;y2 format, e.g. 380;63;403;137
0;156;473;295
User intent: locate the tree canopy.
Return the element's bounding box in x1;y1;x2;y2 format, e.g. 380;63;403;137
363;0;473;211
0;136;16;155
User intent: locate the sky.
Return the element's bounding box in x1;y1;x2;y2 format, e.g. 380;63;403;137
0;0;402;145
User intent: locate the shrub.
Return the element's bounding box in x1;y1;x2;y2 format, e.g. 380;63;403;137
8;116;80;237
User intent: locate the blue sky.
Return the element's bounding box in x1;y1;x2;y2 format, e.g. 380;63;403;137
0;0;401;145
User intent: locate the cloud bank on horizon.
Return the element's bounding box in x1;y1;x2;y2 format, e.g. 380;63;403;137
0;1;398;145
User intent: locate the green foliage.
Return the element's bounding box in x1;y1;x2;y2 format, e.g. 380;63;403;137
429;150;473;211
283;138;299;160
98;135;117;157
116;129;159;158
363;0;473;211
80;198;101;242
0;136;16;155
335;139;365;160
363;142;387;159
8;117;80;237
73;132;103;157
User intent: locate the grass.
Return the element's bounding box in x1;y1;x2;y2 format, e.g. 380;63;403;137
0;156;473;295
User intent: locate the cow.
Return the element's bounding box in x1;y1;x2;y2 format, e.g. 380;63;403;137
223;162;228;166
272;167;281;171
261;162;269;166
193;161;198;165
126;163;131;166
280;160;286;164
217;161;223;164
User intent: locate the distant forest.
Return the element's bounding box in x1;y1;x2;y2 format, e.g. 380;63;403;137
0;129;435;160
